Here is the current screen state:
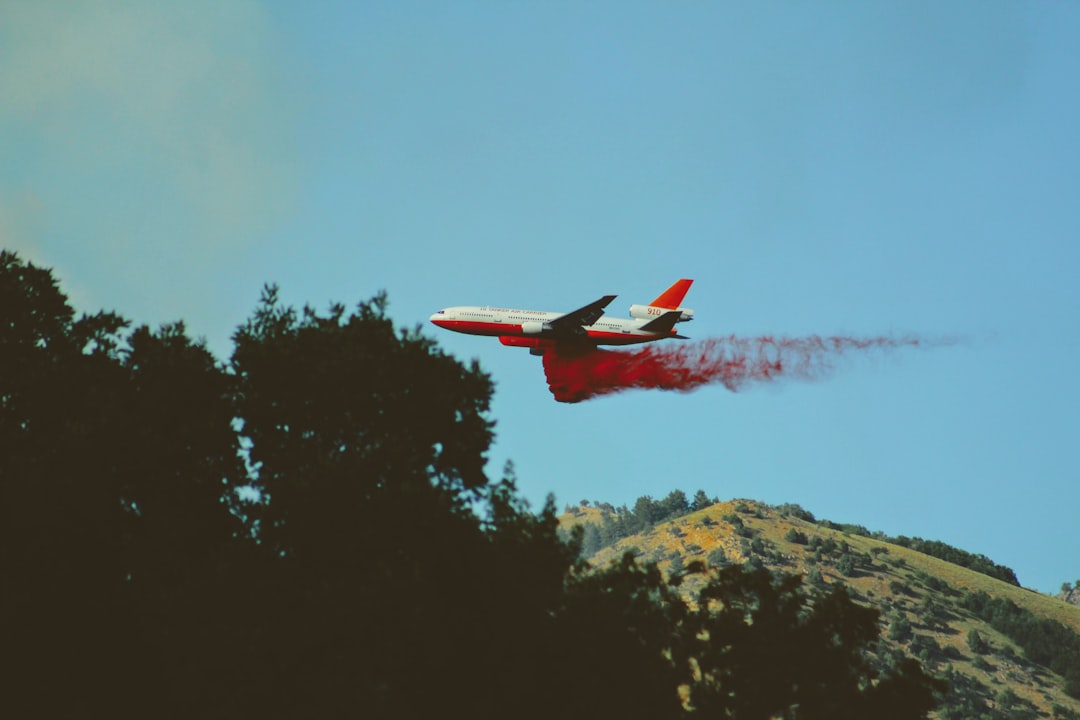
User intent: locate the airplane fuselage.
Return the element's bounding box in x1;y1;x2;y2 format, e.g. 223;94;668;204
429;306;676;346
430;280;693;355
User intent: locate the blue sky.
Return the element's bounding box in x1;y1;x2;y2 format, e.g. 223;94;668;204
2;1;1077;593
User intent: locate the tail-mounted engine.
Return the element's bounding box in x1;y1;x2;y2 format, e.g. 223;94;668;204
628;304;694;322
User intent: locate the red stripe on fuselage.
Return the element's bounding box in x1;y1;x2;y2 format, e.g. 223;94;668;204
432;320;518;337
583;330;672;346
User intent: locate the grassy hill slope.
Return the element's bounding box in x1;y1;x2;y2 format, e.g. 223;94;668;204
561;499;1080;720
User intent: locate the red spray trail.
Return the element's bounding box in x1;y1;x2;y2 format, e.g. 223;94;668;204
542;335;943;403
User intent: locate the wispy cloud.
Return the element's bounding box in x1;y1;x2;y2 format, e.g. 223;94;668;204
0;0;295;337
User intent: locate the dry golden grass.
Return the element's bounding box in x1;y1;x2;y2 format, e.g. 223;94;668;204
560;498;1080;719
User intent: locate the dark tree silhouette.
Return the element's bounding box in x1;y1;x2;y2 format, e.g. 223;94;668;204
691;488;714;511
685;567;945;719
1;252;943;719
1;251;248;712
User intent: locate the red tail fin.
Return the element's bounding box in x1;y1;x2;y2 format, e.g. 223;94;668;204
650;279;693;309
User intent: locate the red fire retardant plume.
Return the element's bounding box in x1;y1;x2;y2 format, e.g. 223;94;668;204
542;335;935;403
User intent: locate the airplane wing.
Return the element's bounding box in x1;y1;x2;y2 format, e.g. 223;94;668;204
547;294;616;335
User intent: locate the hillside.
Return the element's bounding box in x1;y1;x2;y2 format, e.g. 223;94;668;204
561;498;1080;720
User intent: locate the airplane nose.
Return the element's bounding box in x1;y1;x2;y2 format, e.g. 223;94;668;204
429;312;446;327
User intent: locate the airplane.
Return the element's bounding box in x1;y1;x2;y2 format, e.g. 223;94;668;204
429;279;694;355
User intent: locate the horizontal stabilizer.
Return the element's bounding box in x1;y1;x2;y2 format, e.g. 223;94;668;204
640;310;682;334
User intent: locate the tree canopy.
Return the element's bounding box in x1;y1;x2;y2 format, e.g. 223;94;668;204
0;251;942;718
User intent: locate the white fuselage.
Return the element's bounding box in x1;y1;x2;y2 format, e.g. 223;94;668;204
429;306;676;346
